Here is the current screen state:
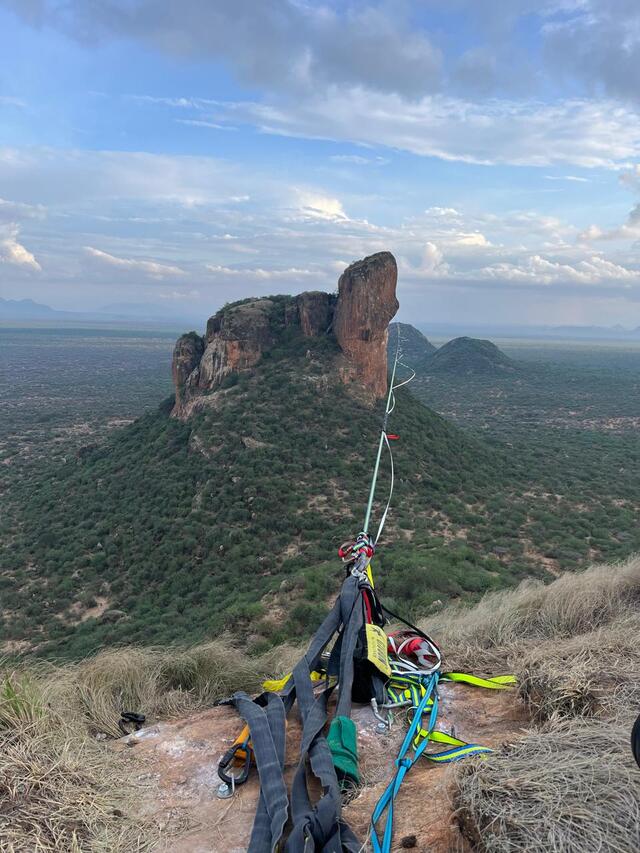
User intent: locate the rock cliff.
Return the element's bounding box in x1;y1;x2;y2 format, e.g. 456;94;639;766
171;252;398;417
334;252;399;398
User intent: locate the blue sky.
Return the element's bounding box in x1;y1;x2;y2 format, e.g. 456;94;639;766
2;0;640;325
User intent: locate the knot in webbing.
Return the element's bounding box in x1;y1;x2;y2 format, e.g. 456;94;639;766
395;757;412;770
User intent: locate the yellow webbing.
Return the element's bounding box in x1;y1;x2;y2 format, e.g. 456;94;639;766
441;672;517;689
413;728;493;761
262;670;326;692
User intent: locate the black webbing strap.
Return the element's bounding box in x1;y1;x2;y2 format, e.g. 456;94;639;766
232;692;289;849
230;576;364;852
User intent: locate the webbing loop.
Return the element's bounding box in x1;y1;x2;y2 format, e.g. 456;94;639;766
371;668;517;852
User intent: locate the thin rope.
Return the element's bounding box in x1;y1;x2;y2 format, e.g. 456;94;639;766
371;325;415;545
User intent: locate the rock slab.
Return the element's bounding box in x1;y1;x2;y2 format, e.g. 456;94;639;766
171;252;399;417
116;682;526;852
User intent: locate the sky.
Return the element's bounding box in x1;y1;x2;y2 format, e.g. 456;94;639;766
2;1;640;326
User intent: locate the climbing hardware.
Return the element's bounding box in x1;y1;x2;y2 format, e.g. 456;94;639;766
218;327;516;852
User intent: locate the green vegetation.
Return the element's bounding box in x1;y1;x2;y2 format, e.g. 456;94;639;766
424;335;516;374
2;325;640;660
410;337;640;578
1;324;516;658
388;322;436;367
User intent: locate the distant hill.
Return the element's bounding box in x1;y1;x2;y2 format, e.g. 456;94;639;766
426;336;516;375
0;297;198;326
388;322;437;367
0;297;64;320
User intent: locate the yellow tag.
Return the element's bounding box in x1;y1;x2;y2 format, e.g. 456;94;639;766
263;673;291;692
263;670;325;692
365;623;391;677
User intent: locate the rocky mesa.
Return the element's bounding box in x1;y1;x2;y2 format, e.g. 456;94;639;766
171;251;399;417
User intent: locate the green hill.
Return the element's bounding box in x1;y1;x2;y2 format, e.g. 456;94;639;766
388;322;436;367
1;310;531;659
427;336;515;374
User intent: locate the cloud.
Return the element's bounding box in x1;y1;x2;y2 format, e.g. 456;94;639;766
420;242;449;276
476;253;639;286
544;175;591;182
84;247;185;278
0;197;45;222
0;225;41;271
12;0;640;108
10;0;442;98
294;191;349;221
159;289;201;300
0;197;45;273
580;204;640;243
542;1;640;104
204;264;319;281
1;145;639;317
329;154;389;166
176;119;237;131
0;96;26;108
218;92;640;169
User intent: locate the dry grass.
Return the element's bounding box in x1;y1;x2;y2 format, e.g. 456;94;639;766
0;640;299;851
40;639;300;737
455;716;640;853
3;557;639;851
518;614;640;721
425;556;640;665
423;556;640;720
0;673;152;852
424;556;640;852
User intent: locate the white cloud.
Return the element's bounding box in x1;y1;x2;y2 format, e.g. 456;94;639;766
0;225;41;272
544;175;591;182
219;93;640;169
84;247;185;278
159;289;201;300
0;96;26;108
176;119;237;131
421;242;449;275
204;264;319;281
473;253;638;286
294;191;348;221
1;145;638;318
0;197;45;221
329;154;389;166
449;232;490;248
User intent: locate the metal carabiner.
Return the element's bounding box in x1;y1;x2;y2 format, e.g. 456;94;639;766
217;739;252;790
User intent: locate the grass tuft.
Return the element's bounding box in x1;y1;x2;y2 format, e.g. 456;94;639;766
0;640;299;850
454;716;640;853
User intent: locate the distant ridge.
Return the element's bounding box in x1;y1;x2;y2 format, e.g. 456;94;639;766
0;297;63;319
388;322;436;367
426;336;515;375
0;297;198;326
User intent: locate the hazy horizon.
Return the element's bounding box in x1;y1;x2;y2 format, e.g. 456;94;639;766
2;1;640;326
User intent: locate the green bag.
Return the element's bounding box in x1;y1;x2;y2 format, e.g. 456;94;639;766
327;715;360;788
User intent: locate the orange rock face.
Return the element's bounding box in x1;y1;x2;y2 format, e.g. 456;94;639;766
171;252;399;417
171;332;205;412
333;252;399;399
